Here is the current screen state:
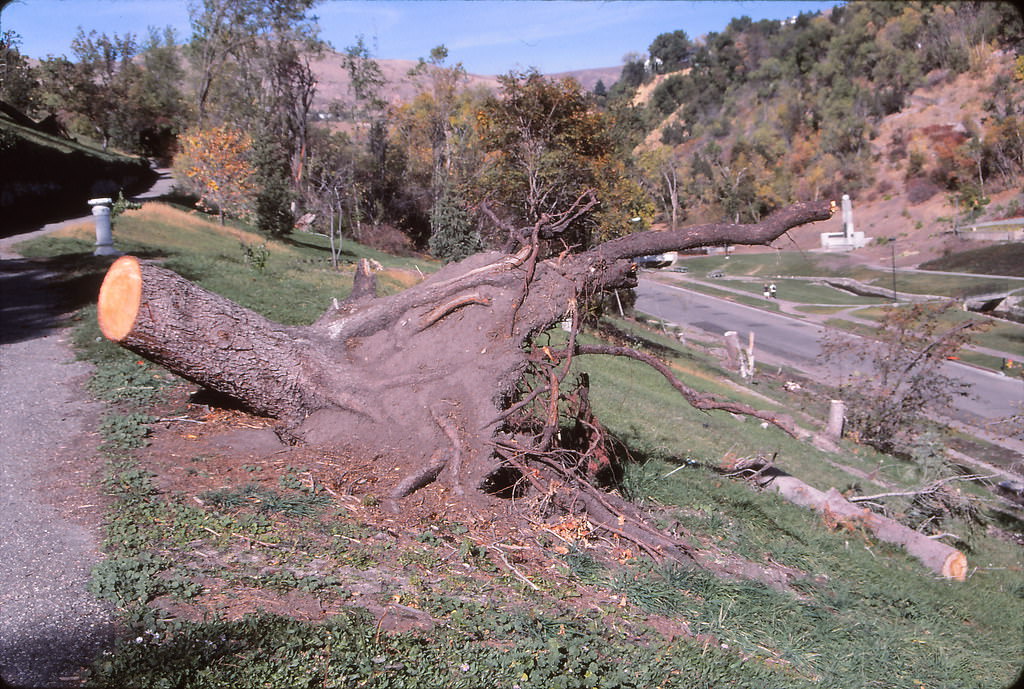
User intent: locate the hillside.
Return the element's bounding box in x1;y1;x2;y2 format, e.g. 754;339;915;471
780;50;1023;267
0;107;156;233
308;50;620;112
628;3;1024;269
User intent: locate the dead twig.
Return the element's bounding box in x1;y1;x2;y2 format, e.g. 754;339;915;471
848;474;997;503
488;545;541;591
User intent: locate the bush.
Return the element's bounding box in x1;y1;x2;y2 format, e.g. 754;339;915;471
905;177;940;204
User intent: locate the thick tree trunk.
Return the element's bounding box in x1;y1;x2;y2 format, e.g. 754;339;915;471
98;256;326;420
97;201;833;511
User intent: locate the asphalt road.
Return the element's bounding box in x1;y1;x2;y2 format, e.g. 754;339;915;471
635;277;1024;426
0;174;176;688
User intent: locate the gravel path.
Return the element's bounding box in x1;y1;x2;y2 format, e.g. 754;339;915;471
0;173;174;688
0;254;116;688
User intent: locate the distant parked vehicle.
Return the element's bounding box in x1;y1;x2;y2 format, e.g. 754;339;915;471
635;252;677;269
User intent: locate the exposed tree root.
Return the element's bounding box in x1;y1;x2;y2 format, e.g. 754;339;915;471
387;452;449;502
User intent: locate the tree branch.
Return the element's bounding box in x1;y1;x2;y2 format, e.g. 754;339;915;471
587;200;835;263
565;343;817;443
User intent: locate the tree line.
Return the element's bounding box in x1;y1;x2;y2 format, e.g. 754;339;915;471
1;0;1022;257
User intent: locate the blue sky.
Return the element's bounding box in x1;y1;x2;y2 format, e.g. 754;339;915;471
1;0;841;75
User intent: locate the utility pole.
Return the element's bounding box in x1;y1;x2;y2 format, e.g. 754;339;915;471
890;239;898;304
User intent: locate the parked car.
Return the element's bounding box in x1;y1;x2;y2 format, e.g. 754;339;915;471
635;252;677;269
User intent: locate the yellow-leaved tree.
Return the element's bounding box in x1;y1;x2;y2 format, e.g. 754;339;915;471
175;125;256;224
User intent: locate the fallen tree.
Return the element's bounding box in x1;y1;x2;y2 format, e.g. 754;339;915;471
98;197;834;581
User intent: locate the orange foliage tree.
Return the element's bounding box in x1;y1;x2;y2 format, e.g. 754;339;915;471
175;125;257;224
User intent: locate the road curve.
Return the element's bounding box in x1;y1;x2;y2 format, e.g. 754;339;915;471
635;277;1024;425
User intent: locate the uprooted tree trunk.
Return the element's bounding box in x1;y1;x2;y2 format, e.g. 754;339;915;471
97;199;834;580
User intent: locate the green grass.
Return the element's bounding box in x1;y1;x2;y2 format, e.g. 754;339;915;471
795;304;851;315
920;242;1024;277
828;303;1024;363
674;250;1024;301
15;202;439;325
676;251;877;280
17;209;1024;689
878;271;1024;298
712;277;892;306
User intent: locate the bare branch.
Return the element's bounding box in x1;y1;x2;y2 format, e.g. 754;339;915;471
536;189;599;239
587;200;835;263
848;474;997;503
565;343;818;444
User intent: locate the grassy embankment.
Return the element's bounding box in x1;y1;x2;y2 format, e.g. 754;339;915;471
17;205;1024;688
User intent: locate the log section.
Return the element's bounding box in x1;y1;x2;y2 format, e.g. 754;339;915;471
98;256;326;419
764;475;967;580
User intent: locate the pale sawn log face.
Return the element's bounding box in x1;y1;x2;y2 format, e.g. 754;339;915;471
98;257;323;420
97;255;143;342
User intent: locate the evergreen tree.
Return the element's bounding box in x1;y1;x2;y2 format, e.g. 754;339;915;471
253;129;294;237
428;184;480;262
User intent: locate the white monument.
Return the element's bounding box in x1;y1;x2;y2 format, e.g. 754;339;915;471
820;194;868;251
89;197;120;256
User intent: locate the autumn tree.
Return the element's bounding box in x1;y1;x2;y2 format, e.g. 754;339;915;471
396;44;489;256
334;35;393;241
638;147;683;229
36;29;142;150
187;0;322;228
175;125;256;223
0;30;38;113
476;70;647;251
132;28;190;159
305;127;359;267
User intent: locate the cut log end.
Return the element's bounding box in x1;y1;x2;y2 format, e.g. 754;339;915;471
942;551;968;581
97;255;143;342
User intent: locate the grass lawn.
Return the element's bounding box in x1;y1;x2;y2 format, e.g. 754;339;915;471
675;251;878;280
875;271;1024;299
919;242;1024;277
15;207;1024;689
17;203;439;325
836;303;1024;362
705;277;892;306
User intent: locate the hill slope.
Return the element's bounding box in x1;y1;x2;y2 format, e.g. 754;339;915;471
628;3;1024;267
0;107;155;233
308;51;620;111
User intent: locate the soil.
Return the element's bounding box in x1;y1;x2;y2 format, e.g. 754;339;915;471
132;384;620;634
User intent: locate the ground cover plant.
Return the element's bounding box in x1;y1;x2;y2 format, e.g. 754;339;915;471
18;206;1024;688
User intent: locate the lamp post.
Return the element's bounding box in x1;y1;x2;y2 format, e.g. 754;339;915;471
890;239;898;304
